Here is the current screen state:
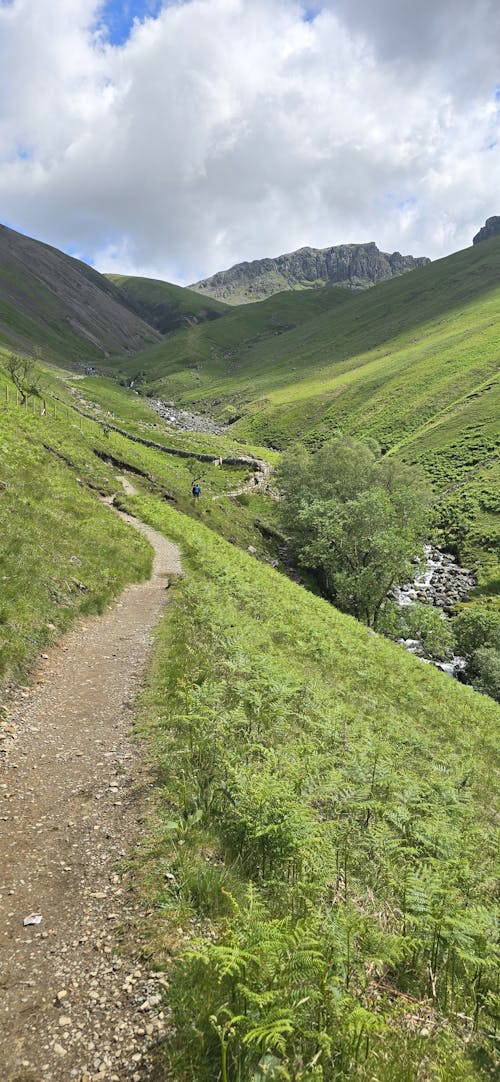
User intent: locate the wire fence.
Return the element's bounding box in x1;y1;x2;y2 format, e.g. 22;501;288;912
2;384;96;431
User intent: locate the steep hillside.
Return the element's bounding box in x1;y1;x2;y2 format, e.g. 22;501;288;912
108;237;500;585
117;236;500;468
106;282;355;419
109;274;228;334
0;223;161;362
133;496;500;1081
191;241;430;303
112;238;498;429
0;355;284;686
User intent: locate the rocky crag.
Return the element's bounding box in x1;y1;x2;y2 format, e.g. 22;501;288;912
473;215;500;244
191;242;430;304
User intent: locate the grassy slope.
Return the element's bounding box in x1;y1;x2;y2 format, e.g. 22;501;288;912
132;496;500;1080
107;240;500;585
1;348;499;1076
0;362;284;685
0;224;160;363
104;283;355;418
0;406;152;683
109;274;228;333
106;239;499;438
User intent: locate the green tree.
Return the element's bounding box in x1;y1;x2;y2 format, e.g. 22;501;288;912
277;439;431;627
453;608;500;701
4;350;42;403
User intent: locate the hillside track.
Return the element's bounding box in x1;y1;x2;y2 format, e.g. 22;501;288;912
0;506;181;1082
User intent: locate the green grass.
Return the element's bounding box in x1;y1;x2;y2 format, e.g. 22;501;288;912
102;282;355;417
62;373;279;462
131;494;500;1081
0;362;283;687
104;240;500;584
105;239;500;441
109;274;228;333
0;404;152;683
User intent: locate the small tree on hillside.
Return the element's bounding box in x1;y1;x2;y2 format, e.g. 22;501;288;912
276;438;431;627
4;351;43;403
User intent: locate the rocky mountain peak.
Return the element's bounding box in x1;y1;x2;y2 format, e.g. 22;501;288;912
191;241;430;304
472;216;500;244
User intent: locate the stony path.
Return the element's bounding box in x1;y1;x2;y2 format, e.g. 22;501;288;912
215;461;278;499
0;498;181;1082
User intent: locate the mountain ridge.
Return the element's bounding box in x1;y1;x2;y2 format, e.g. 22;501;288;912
0;223;161;362
191;240;430;303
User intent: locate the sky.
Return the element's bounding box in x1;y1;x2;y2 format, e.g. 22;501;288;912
0;0;499;284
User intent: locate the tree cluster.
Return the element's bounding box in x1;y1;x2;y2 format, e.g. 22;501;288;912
276;438;431;627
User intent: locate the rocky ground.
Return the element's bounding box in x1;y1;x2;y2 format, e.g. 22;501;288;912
0;497;181;1082
394;545;476;612
148;399;226;435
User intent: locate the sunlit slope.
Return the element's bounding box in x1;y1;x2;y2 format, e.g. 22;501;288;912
0;359;283;688
108;274;228;334
106;279;355;415
119;238;500;450
132;495;500;1079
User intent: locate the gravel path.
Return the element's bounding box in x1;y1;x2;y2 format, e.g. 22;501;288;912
0;499;181;1082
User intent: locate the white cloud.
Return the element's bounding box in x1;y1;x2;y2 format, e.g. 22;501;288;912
0;0;499;282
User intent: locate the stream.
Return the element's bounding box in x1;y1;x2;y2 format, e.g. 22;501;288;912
394;545;475;677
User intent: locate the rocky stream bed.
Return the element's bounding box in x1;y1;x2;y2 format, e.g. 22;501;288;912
394;545;476;677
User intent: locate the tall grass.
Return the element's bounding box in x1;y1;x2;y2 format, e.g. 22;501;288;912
133;495;500;1081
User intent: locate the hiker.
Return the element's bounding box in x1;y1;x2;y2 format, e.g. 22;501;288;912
253;473;260;486
192;482;201;499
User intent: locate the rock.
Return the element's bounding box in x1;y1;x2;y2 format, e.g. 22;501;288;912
473;216;500;244
191;242;430;303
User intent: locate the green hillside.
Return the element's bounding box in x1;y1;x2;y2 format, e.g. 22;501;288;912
1;347;499;1079
132;496;500;1081
0;223;160;363
104;239;500;584
108;273;228;334
110;237;500;446
105;282;355;419
0;357;283;682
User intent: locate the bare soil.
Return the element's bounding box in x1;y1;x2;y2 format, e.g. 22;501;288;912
0;503;181;1082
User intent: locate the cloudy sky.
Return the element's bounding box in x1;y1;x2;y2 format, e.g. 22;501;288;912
0;0;499;283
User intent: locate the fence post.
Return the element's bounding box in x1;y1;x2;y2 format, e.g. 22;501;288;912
5;385;8;405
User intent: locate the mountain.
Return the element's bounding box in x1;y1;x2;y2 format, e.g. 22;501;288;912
190;241;430;303
0;223;161;362
108;274;227;334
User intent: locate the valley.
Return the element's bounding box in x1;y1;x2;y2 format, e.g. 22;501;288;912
0;222;498;1081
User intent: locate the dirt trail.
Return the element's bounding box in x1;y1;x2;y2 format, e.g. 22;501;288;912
0;493;181;1082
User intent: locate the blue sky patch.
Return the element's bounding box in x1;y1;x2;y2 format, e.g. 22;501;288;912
98;0;164;46
302;4;322;23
